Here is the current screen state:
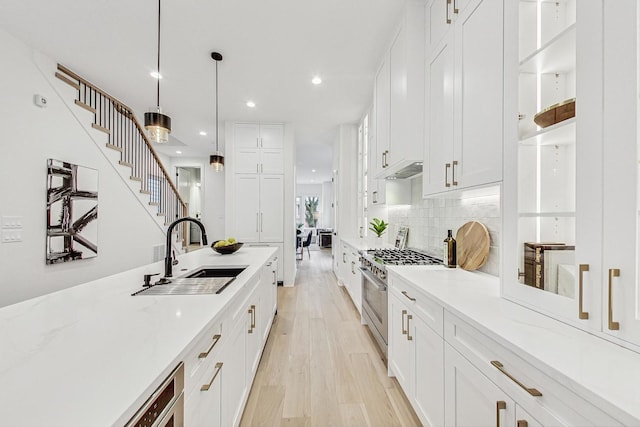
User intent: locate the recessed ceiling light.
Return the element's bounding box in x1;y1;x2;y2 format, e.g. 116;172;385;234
246;101;256;108
312;76;322;85
175;150;182;154
199;131;207;136
150;71;162;79
312;169;317;172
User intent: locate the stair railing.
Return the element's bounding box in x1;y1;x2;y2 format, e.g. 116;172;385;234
55;64;188;246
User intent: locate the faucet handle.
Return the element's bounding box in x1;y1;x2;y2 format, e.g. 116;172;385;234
143;273;161;288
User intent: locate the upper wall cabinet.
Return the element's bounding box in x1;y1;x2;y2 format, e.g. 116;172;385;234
423;0;503;197
373;0;425;180
234;123;284;174
503;0;640;349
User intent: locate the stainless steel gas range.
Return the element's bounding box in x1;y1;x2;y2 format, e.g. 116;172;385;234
360;248;442;359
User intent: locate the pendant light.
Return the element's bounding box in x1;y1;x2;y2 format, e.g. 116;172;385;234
144;0;171;144
209;51;224;171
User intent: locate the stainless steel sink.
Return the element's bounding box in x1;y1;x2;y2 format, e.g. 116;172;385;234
132;266;247;296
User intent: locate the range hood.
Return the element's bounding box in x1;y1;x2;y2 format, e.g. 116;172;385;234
375;159;423;180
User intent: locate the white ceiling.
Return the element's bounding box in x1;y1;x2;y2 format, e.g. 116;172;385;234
0;0;404;181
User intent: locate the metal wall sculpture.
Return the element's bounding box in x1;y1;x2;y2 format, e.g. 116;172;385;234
46;159;98;264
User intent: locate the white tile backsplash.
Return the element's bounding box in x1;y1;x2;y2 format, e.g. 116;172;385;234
387;180;501;276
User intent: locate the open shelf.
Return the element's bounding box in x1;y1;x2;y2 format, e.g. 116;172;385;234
519;117;576;146
520;24;576;74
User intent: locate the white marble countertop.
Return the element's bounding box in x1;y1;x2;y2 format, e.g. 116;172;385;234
340;237;396;252
0;246;276;427
387;266;640;424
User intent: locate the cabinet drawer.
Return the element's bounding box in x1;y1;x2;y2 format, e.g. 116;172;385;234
389;274;444;337
184;318;224;397
444;311;623;426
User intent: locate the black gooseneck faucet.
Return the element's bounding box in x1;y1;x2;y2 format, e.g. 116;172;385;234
164;217;208;278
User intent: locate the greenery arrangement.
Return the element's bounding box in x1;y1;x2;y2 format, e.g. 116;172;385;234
369;218;388;237
305;196;319;227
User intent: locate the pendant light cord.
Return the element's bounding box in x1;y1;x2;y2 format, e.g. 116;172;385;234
156;0;161;109
215;59;219;152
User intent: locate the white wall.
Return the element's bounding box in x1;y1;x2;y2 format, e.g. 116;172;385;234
0;29;166;307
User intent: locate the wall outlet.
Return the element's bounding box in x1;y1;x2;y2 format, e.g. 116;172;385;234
2;216;23;229
33;94;48;108
2;230;22;243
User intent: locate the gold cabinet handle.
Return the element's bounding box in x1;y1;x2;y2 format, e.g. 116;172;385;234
201;362;223;391
343;252;346;263
496;401;506;427
351;261;356;274
578;264;589;320
517;421;528;427
491;361;542;396
452;160;458;186
401;309;408;335
446;0;452;24
407;314;413;341
445;163;451;187
198;334;222;359
372;191;377;203
453;0;459;13
251;304;256;331
608;269;620;330
248;305;256;333
401;290;416;302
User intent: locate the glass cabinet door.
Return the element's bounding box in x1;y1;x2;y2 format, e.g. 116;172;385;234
518;0;576;295
503;0;604;329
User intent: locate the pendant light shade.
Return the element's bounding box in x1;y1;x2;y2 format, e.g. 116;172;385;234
210;51;224;171
145;0;172;144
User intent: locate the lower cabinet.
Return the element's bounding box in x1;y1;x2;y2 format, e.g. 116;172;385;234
337;240;363;313
387;272;626;427
444;343;515;427
184;256;278;427
221;303;248;427
388;289;445;427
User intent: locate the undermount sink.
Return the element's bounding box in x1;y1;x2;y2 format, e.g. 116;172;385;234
133;266;248;296
184;266;246;279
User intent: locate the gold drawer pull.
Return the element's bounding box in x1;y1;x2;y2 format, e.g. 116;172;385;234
608;269;620;330
401;309;408;335
446;0;452;24
452;160;458;186
401;291;416;302
496;401;506;427
198;334;222;359
407;314;413;341
201;362;223;391
517;421;528;427
491;361;542;396
578;264;589;320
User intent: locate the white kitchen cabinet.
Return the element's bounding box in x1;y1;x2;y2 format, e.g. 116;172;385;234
234;147;283;175
388;292;414;395
336;240;362;312
373;1;425;180
423;0;503;197
444;343;515;427
601;0;640;346
373;55;390;179
503;0;640;349
221;307;248;427
245;282;262;380
230;174;283;244
388;277;445;427
233;122;283;149
186;359;223;427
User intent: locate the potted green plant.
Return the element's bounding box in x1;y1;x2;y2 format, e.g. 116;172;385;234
369;218;388;238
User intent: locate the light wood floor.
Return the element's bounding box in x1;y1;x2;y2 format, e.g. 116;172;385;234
240;249;422;427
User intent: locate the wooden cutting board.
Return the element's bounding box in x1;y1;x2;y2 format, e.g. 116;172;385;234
456;221;491;271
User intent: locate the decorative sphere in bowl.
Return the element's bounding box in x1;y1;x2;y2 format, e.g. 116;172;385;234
211;240;243;254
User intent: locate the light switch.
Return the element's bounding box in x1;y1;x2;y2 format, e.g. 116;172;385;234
2;230;22;243
2;216;23;229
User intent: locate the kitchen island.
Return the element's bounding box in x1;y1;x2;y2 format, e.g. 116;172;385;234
0;246;277;427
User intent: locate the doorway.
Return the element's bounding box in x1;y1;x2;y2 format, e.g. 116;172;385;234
176;167;202;247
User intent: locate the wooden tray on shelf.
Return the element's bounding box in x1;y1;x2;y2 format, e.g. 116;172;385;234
534;98;575;128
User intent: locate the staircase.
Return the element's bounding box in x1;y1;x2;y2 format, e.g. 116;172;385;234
54;64;188;247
